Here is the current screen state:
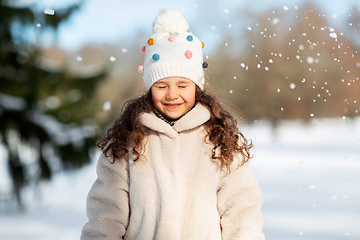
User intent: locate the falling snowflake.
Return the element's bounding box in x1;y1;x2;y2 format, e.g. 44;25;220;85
330;31;337;39
272;18;279;25
103;101;111;111
307;56;314;64
44;7;55;15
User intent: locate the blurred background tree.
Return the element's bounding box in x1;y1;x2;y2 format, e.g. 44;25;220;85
0;0;107;210
205;2;360;125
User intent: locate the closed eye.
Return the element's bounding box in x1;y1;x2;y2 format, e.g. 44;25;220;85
178;83;192;88
154;85;167;89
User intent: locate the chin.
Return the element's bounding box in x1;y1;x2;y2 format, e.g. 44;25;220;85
167;115;181;121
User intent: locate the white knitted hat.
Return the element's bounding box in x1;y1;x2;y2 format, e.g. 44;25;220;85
138;9;206;91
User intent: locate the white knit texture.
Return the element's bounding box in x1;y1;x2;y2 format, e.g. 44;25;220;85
142;9;205;91
152;9;189;34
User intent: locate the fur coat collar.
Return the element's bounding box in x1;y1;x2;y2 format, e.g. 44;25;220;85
140;104;211;139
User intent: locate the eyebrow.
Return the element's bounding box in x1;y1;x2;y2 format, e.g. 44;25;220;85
177;81;192;84
153;81;167;85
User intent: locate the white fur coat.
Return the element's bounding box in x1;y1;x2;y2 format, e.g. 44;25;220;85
81;104;265;240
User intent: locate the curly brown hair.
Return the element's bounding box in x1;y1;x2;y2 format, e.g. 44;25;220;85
97;86;253;172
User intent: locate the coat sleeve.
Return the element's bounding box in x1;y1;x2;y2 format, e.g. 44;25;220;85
81;153;130;240
217;154;265;240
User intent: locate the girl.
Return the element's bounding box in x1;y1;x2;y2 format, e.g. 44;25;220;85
81;9;264;240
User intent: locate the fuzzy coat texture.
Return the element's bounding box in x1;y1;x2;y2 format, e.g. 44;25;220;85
81;104;265;240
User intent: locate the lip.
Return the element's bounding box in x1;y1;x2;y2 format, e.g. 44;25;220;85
164;103;182;109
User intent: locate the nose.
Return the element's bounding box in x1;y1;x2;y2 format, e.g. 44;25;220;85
165;86;178;100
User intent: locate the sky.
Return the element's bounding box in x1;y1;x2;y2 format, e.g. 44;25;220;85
16;0;360;51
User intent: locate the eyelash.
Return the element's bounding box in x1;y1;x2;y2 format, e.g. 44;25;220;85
155;85;188;89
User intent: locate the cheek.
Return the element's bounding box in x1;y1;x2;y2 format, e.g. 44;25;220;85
183;89;196;105
151;90;163;105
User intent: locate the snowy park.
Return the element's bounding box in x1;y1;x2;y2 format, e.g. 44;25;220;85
1;0;360;239
1;116;359;240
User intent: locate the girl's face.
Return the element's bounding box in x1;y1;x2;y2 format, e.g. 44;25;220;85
151;77;196;120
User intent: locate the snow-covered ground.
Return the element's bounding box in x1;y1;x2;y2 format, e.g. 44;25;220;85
0;117;359;240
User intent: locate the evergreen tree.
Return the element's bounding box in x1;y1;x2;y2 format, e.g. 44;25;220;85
0;0;107;210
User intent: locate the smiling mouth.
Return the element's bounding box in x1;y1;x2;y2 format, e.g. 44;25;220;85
164;103;182;109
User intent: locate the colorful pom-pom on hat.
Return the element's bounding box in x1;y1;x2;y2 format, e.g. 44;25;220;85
202;62;208;69
168;35;176;42
140;9;205;91
138;65;144;73
152;54;160;61
147;38;154;45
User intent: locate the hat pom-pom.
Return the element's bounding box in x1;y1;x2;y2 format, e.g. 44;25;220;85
152;9;189;34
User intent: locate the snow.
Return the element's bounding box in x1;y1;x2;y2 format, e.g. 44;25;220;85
330;32;338;39
245;117;360;239
1;117;360;239
307;56;314;64
44;8;55;15
102;101;111;111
